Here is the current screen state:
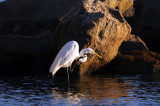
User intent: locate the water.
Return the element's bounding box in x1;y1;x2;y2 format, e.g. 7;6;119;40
0;74;160;105
0;0;5;3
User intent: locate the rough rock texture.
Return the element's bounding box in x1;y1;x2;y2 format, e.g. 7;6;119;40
119;34;149;53
49;0;131;75
0;31;53;75
107;51;160;74
102;0;133;13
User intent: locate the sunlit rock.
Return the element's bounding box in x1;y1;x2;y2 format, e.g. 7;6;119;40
49;0;131;74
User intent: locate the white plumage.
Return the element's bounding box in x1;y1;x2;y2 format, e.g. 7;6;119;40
49;40;102;77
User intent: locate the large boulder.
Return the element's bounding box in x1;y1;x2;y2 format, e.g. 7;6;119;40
49;0;131;75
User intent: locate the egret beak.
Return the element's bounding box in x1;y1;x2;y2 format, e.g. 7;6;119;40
92;51;102;59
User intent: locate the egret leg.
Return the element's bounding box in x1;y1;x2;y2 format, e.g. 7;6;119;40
71;63;76;72
67;67;70;84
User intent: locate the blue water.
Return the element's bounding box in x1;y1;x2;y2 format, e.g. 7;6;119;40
0;0;5;3
0;74;160;105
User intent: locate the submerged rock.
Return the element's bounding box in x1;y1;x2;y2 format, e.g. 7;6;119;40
49;0;131;75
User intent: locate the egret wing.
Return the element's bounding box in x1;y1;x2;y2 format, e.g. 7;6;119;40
59;42;79;67
49;41;79;76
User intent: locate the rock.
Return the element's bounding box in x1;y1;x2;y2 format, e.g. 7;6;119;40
123;6;135;30
0;0;80;19
0;0;132;20
101;0;117;9
101;0;133;13
117;0;133;13
137;0;160;53
124;0;160;53
0;31;53;75
119;34;149;53
0;52;34;75
0;0;80;36
0;19;59;36
133;0;144;34
108;51;160;74
49;0;131;75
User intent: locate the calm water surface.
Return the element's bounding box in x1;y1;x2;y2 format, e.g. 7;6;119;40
0;74;160;105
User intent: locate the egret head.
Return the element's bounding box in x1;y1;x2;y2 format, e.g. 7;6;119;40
80;48;102;59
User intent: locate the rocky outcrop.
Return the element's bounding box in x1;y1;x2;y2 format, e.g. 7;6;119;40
105;51;160;74
0;31;53;75
0;0;80;19
0;0;159;76
49;0;131;75
0;0;82;37
0;19;58;36
0;0;133;20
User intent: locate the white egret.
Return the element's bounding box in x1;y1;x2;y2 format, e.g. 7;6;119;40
49;41;102;80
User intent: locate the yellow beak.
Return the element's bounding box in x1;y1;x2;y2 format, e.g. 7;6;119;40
92;51;102;59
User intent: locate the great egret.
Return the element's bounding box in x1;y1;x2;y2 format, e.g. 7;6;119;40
49;41;102;79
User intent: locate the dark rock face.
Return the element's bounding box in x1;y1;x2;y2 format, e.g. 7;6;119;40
138;0;160;53
0;52;34;75
0;0;80;19
111;51;160;74
0;0;81;36
123;6;135;31
0;31;53;75
0;19;58;36
0;0;81;75
0;0;159;76
119;34;148;53
49;0;131;75
125;0;160;53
